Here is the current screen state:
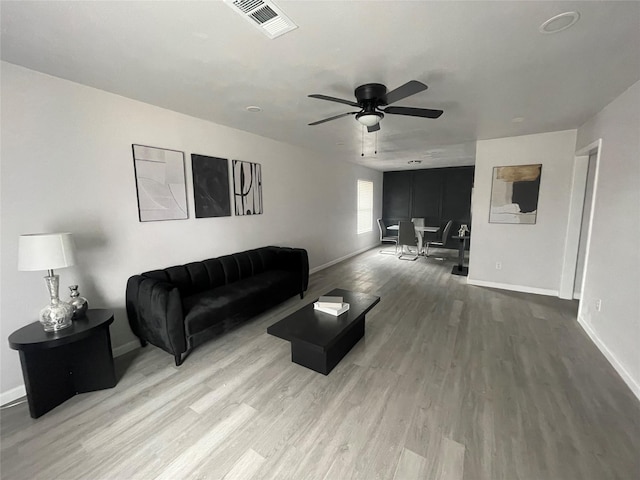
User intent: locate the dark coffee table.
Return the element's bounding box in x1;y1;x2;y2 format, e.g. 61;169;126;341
267;288;380;375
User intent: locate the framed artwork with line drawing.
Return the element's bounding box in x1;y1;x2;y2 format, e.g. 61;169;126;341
132;144;188;222
232;160;263;215
489;164;542;224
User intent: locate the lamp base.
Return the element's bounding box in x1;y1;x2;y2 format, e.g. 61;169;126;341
40;275;74;332
40;304;74;331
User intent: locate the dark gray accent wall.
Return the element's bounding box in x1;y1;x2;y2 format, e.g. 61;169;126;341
382;166;474;249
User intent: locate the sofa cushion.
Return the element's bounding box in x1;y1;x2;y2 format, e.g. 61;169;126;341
141;247;283;297
183;270;297;336
247;248;277;273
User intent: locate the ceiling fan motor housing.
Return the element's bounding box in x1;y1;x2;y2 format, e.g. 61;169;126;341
355;83;389;107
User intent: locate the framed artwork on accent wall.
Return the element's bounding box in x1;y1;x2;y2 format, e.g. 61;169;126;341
191;154;231;218
132;144;188;222
232;160;263;215
489;164;542;224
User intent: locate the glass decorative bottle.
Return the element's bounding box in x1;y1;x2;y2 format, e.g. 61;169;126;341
68;285;89;319
40;274;74;331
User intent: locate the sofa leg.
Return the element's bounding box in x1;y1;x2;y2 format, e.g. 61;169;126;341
139;338;147;348
300;292;304;299
174;354;184;367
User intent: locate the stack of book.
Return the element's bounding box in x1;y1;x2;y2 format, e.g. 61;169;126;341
313;296;350;316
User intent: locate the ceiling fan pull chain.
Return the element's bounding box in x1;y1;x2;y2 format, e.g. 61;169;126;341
375;131;378;155
361;126;365;156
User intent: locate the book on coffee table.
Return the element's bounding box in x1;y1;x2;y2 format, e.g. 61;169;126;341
314;302;350;316
316;296;343;308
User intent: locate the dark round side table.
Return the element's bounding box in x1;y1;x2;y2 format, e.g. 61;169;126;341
8;309;117;418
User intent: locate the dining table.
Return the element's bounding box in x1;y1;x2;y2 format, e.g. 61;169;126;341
387;224;440;255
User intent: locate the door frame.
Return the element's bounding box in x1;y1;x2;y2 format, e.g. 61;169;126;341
559;139;602;300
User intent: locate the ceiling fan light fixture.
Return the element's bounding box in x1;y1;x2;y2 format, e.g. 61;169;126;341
356;112;383;127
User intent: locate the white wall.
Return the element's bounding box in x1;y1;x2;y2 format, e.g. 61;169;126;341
468;130;577;294
0;62;383;400
575;80;640;398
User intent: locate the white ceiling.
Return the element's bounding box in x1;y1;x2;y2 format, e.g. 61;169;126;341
2;1;639;171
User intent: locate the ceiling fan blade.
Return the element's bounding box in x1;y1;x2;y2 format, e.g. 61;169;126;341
383;106;443;119
384;81;428;105
308;112;357;126
308;94;360;108
367;123;381;133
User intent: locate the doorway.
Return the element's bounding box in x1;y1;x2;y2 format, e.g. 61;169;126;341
559;139;602;302
573;151;598;298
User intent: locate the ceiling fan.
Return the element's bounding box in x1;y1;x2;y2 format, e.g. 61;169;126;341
308;80;443;132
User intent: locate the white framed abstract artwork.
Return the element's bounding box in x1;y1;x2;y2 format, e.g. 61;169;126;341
132;144;188;222
489;164;542;224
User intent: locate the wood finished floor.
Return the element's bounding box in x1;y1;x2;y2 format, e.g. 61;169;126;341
2;248;639;480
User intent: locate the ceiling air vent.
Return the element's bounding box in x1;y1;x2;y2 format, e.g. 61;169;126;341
224;0;298;39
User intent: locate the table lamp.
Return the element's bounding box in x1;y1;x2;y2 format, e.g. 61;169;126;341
18;233;77;332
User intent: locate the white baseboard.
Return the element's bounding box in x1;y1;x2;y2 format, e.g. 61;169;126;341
466;278;559;297
1;385;27;406
309;244;377;275
577;315;640;402
1;340;141;406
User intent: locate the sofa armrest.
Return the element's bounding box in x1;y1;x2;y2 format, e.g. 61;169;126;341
274;247;309;293
126;275;187;356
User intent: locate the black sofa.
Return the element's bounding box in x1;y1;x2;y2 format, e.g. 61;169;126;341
126;246;309;366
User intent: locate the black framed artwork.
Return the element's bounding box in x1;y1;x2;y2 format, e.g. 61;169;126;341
232;160;263;215
191;154;231;218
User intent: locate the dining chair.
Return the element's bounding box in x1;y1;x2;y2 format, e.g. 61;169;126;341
377;218;398;255
397;220;418;261
425;220;453;258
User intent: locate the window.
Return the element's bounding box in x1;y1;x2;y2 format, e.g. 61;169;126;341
357;180;374;234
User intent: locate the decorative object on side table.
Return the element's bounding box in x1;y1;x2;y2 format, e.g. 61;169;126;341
458;224;469;237
68;285;88;318
18;233;77;332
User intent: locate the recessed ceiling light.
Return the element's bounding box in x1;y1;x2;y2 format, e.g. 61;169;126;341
408;160;422;165
246;106;262;113
539;11;580;34
512;117;525;123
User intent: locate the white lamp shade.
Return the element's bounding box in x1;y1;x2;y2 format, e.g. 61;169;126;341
18;233;77;271
356;113;382;127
